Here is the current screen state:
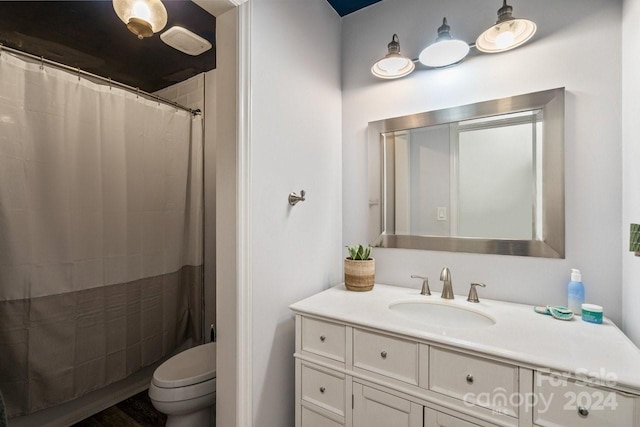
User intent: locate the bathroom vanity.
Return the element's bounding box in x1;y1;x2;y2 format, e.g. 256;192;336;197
290;284;640;427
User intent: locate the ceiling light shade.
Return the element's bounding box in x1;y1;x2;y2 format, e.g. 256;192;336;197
113;0;168;39
371;34;415;79
419;18;470;68
476;0;536;53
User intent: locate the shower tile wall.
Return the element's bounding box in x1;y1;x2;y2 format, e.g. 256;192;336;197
154;72;216;344
154;74;205;114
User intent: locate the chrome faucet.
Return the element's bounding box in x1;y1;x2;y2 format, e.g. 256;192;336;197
467;283;486;303
411;275;431;296
440;267;454;299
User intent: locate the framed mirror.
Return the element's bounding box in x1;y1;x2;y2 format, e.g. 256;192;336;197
368;88;565;258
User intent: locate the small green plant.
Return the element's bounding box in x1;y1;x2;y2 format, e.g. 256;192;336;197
346;244;372;260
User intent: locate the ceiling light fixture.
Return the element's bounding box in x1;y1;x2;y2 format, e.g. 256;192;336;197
418;18;470;68
113;0;168;40
476;0;537;53
371;34;415;79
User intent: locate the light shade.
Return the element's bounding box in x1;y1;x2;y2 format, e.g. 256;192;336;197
113;0;168;39
476;0;536;53
371;34;415;79
419;18;470;68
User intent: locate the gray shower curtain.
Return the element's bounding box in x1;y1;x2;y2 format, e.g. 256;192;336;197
0;52;203;417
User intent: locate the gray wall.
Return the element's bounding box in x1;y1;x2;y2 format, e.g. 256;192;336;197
215;7;238;427
622;0;640;345
342;0;623;324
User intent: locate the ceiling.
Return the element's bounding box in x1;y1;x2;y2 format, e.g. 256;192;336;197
0;1;216;93
0;0;385;93
326;0;380;17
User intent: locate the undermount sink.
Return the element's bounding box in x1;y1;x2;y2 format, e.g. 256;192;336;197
388;300;496;328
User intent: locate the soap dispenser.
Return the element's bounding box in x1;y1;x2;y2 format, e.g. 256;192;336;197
567;269;585;315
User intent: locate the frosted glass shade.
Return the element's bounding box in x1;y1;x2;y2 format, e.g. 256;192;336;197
476;18;536;53
113;0;168;38
419;39;470;68
371;34;415;79
371;54;415;79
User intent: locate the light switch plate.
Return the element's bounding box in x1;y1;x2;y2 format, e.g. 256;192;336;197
437;207;447;221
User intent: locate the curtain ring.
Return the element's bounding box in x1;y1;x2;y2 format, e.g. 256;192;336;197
108;77;112;90
40;56;44;70
77;67;81;81
136;87;140;98
0;43;3;57
156;95;160;106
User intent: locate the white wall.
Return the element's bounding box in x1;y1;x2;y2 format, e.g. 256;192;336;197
408;126;450;236
342;0;624;324
622;0;640;345
248;0;342;425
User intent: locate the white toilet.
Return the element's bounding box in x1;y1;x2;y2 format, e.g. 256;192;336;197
149;342;216;427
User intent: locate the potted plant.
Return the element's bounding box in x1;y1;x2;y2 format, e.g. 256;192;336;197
344;244;375;292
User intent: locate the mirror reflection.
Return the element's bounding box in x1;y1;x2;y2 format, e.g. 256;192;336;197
368;89;564;258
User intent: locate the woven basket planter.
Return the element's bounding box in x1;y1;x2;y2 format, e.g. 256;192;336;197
344;258;375;292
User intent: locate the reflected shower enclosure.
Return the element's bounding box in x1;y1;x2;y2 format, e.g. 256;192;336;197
368;88;565;258
385;110;542;241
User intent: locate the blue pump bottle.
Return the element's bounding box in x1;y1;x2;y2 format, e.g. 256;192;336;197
567;268;585;315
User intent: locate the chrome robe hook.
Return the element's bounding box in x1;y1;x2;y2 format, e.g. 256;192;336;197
288;190;306;206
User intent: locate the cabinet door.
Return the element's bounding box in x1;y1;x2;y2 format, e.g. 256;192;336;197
353;383;422;427
301;406;344;427
425;408;490;427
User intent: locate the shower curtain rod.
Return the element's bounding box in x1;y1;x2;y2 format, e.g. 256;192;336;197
0;43;202;116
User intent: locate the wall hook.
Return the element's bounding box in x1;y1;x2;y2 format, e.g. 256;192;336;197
288;190;306;206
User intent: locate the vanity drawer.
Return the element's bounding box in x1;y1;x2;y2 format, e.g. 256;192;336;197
353;329;419;385
302;317;346;363
533;373;638;427
429;347;518;417
301;363;345;416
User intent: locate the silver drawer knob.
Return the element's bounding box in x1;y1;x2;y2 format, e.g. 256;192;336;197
320;335;326;342
380;350;387;359
578;406;589;417
466;374;474;384
320;386;326;394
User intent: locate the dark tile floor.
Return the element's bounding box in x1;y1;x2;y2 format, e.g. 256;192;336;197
72;390;166;427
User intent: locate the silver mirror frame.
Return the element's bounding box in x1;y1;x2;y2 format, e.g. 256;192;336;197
368;88;565;258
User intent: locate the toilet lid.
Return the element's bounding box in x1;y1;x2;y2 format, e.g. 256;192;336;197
152;342;216;388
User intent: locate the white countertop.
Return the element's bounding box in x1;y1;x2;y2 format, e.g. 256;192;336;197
290;284;640;392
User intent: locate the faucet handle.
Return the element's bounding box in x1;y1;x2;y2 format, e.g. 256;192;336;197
467;283;486;303
411;275;431;296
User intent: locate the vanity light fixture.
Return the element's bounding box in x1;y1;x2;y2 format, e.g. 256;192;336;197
112;0;168;39
418;18;470;68
371;1;537;79
476;0;537;53
371;34;415;79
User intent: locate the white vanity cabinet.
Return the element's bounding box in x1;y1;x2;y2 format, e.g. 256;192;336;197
291;284;640;427
295;316;512;427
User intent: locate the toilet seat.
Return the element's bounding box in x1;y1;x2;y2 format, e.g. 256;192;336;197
152;342;217;389
149;377;216;402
